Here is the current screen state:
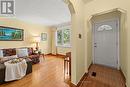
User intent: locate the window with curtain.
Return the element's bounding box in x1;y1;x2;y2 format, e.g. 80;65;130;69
56;26;71;47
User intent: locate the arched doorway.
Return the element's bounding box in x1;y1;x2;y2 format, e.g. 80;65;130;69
87;8;127;70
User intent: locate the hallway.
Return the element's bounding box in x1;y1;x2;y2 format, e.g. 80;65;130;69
79;64;126;87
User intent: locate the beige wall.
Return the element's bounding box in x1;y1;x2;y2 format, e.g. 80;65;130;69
0;17;52;54
70;0;86;85
51;27;57;55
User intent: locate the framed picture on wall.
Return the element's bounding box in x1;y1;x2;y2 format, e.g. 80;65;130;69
0;26;24;41
41;33;47;41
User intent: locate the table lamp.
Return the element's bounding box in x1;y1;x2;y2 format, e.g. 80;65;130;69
33;36;41;51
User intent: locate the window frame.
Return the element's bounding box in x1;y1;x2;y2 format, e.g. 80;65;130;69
56;25;71;48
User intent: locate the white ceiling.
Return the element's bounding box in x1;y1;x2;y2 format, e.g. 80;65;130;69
15;0;71;26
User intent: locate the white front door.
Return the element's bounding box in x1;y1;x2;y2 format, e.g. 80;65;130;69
93;19;119;68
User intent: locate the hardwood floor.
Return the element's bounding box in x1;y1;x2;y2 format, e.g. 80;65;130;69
0;56;126;87
79;64;126;87
0;55;72;87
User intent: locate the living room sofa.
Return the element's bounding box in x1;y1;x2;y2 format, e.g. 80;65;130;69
0;47;39;84
0;58;32;84
1;47;40;64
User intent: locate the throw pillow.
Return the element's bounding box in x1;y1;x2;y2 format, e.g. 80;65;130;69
16;48;29;57
0;50;3;57
4;55;18;60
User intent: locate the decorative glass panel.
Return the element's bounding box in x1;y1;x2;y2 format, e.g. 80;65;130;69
97;25;112;31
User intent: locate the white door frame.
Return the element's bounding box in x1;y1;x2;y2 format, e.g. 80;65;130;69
92;18;120;69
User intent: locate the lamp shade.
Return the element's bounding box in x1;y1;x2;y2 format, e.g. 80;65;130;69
33;36;41;43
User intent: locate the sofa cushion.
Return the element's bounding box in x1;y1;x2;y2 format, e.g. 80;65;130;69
0;55;18;64
16;48;29;57
2;48;16;57
4;55;18;60
0;58;32;84
0;58;9;64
